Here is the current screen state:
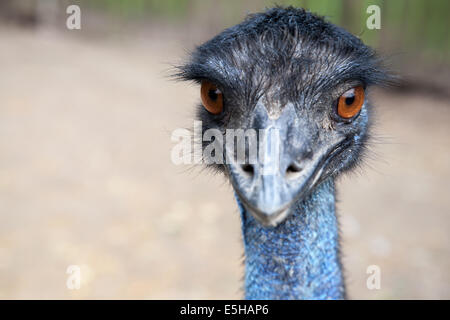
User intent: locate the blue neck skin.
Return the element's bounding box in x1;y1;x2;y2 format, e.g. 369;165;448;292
236;178;345;300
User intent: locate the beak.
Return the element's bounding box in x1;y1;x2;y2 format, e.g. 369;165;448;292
226;103;334;227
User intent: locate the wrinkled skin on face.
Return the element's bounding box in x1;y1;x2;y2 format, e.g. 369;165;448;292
177;7;391;226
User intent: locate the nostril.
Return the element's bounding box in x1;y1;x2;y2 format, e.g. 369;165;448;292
286;163;303;178
241;164;255;177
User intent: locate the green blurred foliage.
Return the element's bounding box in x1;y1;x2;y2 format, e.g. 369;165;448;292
80;0;448;61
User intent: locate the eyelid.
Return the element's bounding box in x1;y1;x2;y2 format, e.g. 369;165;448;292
339;81;364;95
342;88;355;97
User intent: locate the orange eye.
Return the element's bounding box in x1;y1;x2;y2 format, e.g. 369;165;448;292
337;86;365;119
201;81;223;114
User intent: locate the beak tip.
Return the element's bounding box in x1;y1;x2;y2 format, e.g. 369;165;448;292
243;203;291;227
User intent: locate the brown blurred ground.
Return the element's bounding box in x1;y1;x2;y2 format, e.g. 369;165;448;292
0;26;449;299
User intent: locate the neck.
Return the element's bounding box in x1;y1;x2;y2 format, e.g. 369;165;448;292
236;178;345;299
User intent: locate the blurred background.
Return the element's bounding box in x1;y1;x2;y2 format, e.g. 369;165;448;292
0;0;448;299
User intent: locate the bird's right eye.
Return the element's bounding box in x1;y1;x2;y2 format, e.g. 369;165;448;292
201;81;223;114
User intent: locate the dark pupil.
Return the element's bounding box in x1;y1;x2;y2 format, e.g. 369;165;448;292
345;94;355;105
208;89;218;101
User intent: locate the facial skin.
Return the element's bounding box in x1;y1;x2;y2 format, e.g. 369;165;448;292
177;8;390;226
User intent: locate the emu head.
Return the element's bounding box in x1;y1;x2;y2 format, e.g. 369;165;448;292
177;7;390;226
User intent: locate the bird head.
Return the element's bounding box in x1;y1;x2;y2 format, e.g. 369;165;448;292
177;7;391;227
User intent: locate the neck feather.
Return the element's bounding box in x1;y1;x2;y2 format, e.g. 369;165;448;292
237;178;345;299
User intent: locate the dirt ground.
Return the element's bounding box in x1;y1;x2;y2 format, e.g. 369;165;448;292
0;26;449;299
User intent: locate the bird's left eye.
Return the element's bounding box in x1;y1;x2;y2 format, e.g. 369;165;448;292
336;86;364;119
